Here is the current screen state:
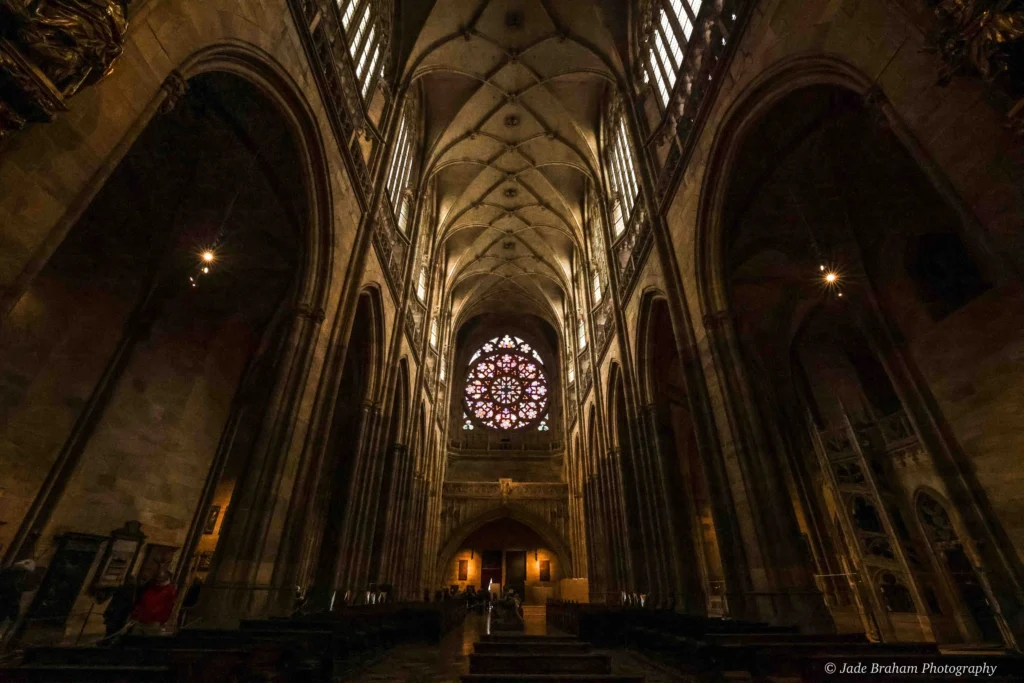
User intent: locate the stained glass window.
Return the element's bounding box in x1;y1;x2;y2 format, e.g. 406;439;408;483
464;335;549;431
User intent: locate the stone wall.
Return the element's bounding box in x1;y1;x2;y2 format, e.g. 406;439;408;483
445;452;565;483
651;0;1024;578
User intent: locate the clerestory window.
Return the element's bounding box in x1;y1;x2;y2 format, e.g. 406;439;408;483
337;0;386;101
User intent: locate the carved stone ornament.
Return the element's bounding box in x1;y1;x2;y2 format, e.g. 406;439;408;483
159;69;187;114
925;0;1024;132
0;0;130;140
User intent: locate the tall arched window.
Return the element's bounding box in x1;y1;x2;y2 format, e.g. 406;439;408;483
338;0;386;100
577;318;587;349
606;117;639;231
386;110;416;232
592;269;602;303
610;198;626;237
644;1;701;108
429;317;439;348
416;266;427;301
464;335;549;430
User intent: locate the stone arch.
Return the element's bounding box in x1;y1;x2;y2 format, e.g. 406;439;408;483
606;362;627;449
635;287;669;406
436;505;574;580
389;357;411;443
4;40;336;319
310;286;385;590
0;48;336;574
357;284;388;402
693;53;989;319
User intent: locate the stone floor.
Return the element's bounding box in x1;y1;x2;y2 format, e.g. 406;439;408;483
347;605;685;682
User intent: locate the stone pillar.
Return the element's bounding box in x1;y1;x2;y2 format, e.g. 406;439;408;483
702;310;833;631
194;303;326;624
331;406;385;593
628;411;675;598
638;404;689;607
380;447;414;587
583;478;605;597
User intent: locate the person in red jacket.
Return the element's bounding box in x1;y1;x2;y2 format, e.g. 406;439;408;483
131;569;178;635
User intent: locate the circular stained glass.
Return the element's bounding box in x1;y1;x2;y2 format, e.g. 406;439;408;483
464;334;549;431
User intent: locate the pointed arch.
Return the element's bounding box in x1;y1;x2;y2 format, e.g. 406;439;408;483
436;506;574;579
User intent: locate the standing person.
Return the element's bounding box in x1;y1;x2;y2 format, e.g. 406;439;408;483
131;570;178;635
0;559;35;641
102;575;137;639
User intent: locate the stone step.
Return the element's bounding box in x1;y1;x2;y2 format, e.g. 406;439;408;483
0;664;175;682
474;641;593;654
469;653;612;675
479;635;580;643
462;676;644;683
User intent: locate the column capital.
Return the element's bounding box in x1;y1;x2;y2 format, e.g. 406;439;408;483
160;69;188;114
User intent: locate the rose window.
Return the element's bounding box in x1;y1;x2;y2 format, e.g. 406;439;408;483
464;335;549;430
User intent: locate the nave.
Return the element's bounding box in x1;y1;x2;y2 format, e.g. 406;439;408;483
2;0;1024;680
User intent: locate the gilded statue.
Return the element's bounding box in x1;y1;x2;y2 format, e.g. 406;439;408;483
1;0;130;99
927;1;1024;92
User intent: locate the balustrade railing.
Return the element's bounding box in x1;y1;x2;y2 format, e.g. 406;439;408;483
447;437;564;453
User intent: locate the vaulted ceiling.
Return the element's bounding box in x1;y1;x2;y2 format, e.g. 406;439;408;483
404;0;628;331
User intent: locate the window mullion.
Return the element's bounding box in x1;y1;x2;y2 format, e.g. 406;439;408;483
618;121;640;208
663;0;693;43
652;31;675;94
355;25;375;71
340;0;358;31
350;2;369;47
667;0;698;27
609;145;629;217
365;35;380;78
647;58;669;108
398;134;414;198
611;141;630;217
387;119;408;200
613;134;634;216
657;15;682;72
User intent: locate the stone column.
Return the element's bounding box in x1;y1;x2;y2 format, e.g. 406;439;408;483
194;303;326;624
702;310;832;631
583;478;605;597
607;449;637;592
638;404;689;606
628;411;675;598
331;406;385;593
380;447;414;586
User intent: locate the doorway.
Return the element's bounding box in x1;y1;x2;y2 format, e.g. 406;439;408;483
481;551;502;593
506;550;526;599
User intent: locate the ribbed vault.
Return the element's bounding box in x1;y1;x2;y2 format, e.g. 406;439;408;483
404;0;626;328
